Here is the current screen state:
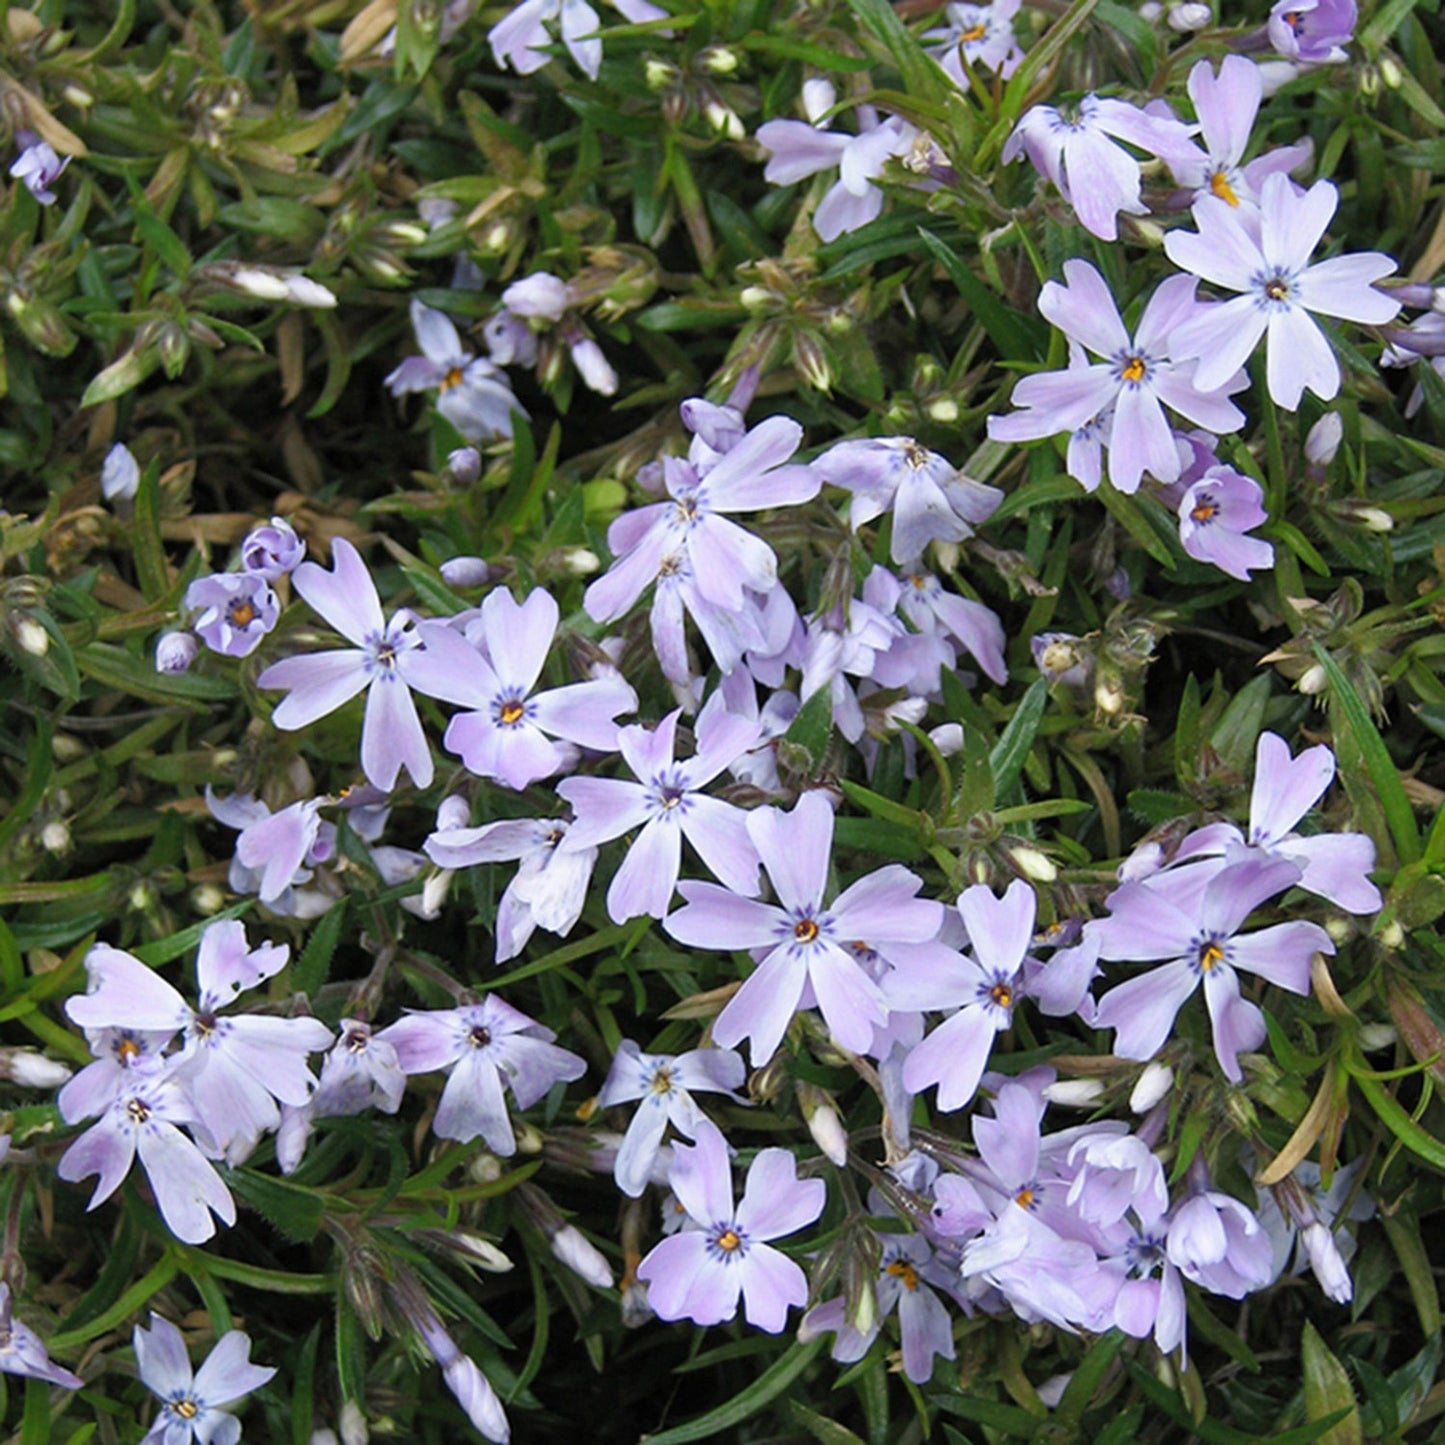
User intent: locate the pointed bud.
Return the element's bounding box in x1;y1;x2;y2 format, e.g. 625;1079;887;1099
1041;1078;1105;1107
550;1224;615;1289
1129;1062;1174;1113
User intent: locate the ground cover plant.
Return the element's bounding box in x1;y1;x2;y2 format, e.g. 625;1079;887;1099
1;0;1444;1441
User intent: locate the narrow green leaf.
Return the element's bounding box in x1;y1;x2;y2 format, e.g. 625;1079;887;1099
1314;644;1421;864
990;678;1048;798
1053;1329;1124;1425
1360;0;1417;48
641;1338;825;1445
1378;1210;1443;1336
1121;1358;1256;1445
291;1322;323;1445
131;901;252;967
133;205;193;278
1345;1044;1445;1170
843;0;955;108
0;719;54;853
780;686;835;775
1301;1321;1362;1445
931;1392;1043;1434
50;1253;180;1352
787;1400;867;1445
132;459;170;601
230;1168;325;1242
1097;483;1176;568
1210;673;1274;775
839;779;925;829
1000;0;1103;122
293;901;347;997
919;228;1046;362
954;723;995;820
1174;673;1202;788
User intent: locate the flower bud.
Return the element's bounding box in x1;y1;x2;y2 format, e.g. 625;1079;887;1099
14;616;48;657
926;397;959;423
101;443;140;502
1378;919;1404;949
446;446;482;485
739;285;774;312
1357;1022;1396;1052
2;1049;72;1088
1379;54;1403;88
550;1224;615;1289
1297;662;1328;695
1129;1061;1174;1113
39;820;70;854
928;723;964;756
568;335;618;395
1006;844;1057;883
798;1082;848;1165
792;332;832;393
192;883;227;915
339;1401;369;1445
701;97;745;140
1305;412;1343;467
453;1234;514;1272
1041;1078;1105;1107
435;794;472;832
155;630;198;676
695;45;739;74
1168;2;1212;28
557;547;599;576
645;58;681;90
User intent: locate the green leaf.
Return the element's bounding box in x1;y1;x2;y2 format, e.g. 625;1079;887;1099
838;779;924;829
1344;1043;1445;1170
833;817;922;861
1378;1209;1443;1336
293;900;347;997
640;1338;825;1445
954;722;995;820
999;0;1103;122
1315;645;1421;865
1126;788;1198;825
932;1393;1042;1434
131;901;252;967
0;719;54;854
133;204;193;278
779;686;835;775
1174;673;1202;788
229;1168;325;1242
842;0;956;108
132;459;171;601
990;678;1047;798
1121;1358;1256;1445
291;1322;323;1445
1053;1330;1124;1426
919;228;1046;362
1210;673;1274;775
1097;483;1176;568
787;1400;867;1445
1301;1321;1362;1445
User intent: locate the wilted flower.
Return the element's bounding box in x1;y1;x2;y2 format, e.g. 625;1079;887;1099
0;1284;82;1391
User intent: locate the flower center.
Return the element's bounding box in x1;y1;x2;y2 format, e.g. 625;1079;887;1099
794;918;819;944
1119;355;1146;384
1282;8;1302;27
498;700;526;726
657;553;683;578
714;1229;741;1253
345;1029;370;1053
649;1066;674;1096
674;496;699;527
658;787;684;811
125;1097;151;1125
1190;497;1218;523
1264;277;1291;302
440;366;465;393
375;643;397;669
173;1400;199;1420
116;1037;141;1064
1198;941;1224;972
902;441;931;470
468;1026;492;1049
193;1013;217;1040
959;22;988;41
1209;170;1240;207
228;598;258;628
1014;1187;1035;1210
988;982;1013;1010
885;1259;920;1291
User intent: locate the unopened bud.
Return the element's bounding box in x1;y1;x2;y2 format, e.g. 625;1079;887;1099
926;397;959;423
798;1082;848;1165
558;547;599;576
14;616;48;657
1379;54;1403;88
193;883;227;915
550;1224;615;1289
339;1401;369;1445
373;219;428;248
1167;2;1212;28
446;446;482;485
3;1049;72;1088
1297;662;1328;695
1041;1078;1105;1107
1359;64;1379;97
928;723;964;756
701;98;745;140
696;45;739;74
1305;412;1343;467
155;631;198;674
39;820;70;854
1129;1061;1174;1113
468;1151;504;1184
1378;919;1404;949
1007;844;1057;882
101;443;141;501
1094;678;1126;715
792;333;832;393
435;794;472;832
739;285;773;312
454;1234;514;1272
645;58;680;90
1357;1022;1397;1052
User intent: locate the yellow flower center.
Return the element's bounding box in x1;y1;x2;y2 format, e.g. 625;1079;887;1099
228;599;258;628
989;982;1013;1010
1265;278;1290;302
174;1401;199;1420
499;700;525;726
439;366;465;393
794;919;819;943
959;23;988;40
1199;942;1224;972
117;1038;141;1063
1190;501;1218;523
1209;171;1240;207
885;1259;920;1291
1120;356;1146;384
715;1229;741;1253
1015;1187;1035;1210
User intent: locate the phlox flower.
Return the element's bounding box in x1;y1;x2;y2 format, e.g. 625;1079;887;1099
1268;0;1356;62
57;1069;236;1245
922;0;1023;89
58;1025;175;1124
425;816;597;962
1090;853;1333;1081
135;1314;275;1445
411;1304;510;1443
896;570;1008;685
902;880;1040;1111
756;81;918;242
558;707;763;922
636;1118;825;1331
0;1284;82;1391
185;573;279;659
799;1228;960;1383
1165;173;1401;410
256;538;483;792
1003;95;1197;242
1176;465;1274;580
204;789;337;918
813;436;1002;564
664;791;944;1064
585;415;819;624
1166;57;1314;221
65;925;333;1165
101;443;140;502
9;131;67;205
596;1040;747;1197
384;299;524;441
489;0;664;78
428;586;635;789
988;262;1247;493
377;996;586;1155
240;517;305;581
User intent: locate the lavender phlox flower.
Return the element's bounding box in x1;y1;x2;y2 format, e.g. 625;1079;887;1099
1032;632;1093;688
1023;931;1101;1023
988;263;1247;494
597;1040;747;1196
1066;1133;1168;1230
384;299;524;441
58;1025;175;1124
1090;853;1332;1082
241;517;306;581
922;0;1024;89
426;816;597;962
1002;95;1198;242
1268;0;1356;62
312;1019;407;1118
101;442;140;502
257;538;484;792
1166;1187;1274;1300
185;572;279;659
57;1067;236;1244
66;926;332;1166
1380;311;1445;418
423;585;636;790
800;1229;959;1383
490;0;600;76
756;81;918;242
503;272;572;322
635;1118;825;1331
135;1314;275;1445
1105;1226;1187;1355
232;797;331;905
713;672;799;792
814;436;1002;565
799;589;906;744
650;555;774;685
1166;58;1314;224
205;788;335;918
558;707;763;921
665;790;944;1064
585;416;819;625
1177;465;1274;580
896;570;1008;685
902;881;1040;1111
0;1284;82;1391
9;131;67;204
484;310;539;368
1155;732;1381;913
411;1304;511;1443
1166;174;1401;410
377;996;586;1155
